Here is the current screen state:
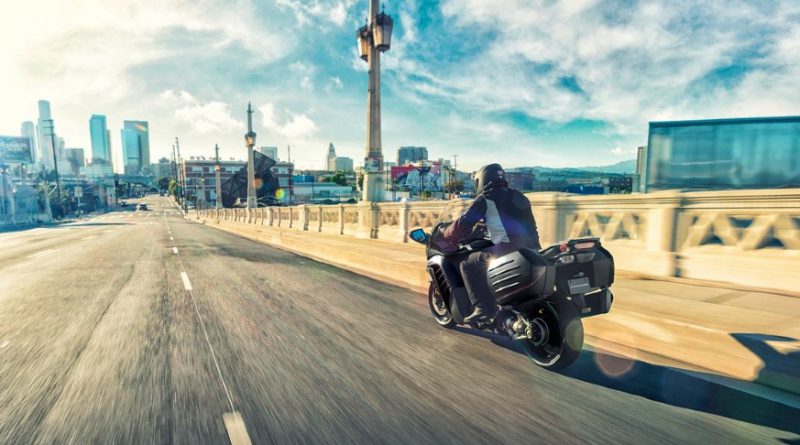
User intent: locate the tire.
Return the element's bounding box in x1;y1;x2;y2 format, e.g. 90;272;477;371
520;301;583;371
428;283;456;328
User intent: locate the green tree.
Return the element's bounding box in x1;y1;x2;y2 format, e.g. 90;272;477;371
157;177;171;191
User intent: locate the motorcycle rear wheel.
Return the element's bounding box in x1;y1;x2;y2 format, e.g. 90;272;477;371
428;283;456;328
520;302;583;371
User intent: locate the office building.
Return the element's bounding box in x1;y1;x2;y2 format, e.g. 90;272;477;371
397;146;428;165
89;115;112;164
333;156;354;172
645;116;800;191
21;121;37;164
36;100;55;169
155;157;173;179
259;146;279;161
120;120;150;175
325;142;337;171
182;158;294;206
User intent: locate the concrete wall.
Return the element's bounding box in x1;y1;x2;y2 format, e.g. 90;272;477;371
198;189;800;292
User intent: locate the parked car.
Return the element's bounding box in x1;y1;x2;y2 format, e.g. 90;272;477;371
137;203;149;211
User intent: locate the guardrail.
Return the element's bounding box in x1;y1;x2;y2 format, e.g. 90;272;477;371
197;189;800;291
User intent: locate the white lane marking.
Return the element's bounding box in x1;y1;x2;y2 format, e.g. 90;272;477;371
180;272;193;291
170;237;174;241
164;212;237;415
28;248;58;258
173;247;178;255
223;412;252;445
0;340;9;349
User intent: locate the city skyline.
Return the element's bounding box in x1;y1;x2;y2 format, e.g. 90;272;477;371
1;1;799;171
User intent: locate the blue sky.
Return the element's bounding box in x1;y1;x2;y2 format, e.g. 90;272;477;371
1;0;799;171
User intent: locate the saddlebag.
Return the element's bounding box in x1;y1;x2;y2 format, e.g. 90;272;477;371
487;248;556;305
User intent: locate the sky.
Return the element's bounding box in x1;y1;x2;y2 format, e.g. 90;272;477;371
0;0;799;172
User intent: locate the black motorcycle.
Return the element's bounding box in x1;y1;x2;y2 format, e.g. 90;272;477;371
409;210;615;370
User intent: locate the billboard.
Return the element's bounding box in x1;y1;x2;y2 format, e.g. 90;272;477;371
0;136;33;164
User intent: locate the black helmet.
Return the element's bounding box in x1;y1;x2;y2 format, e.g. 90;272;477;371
474;163;507;193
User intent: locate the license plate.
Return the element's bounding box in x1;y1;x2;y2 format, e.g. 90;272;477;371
568;277;591;294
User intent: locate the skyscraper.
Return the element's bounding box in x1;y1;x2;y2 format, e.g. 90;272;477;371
397;146;428;165
21;121;37;164
121;120;150;175
121;128;142;175
326;142;337;171
259;146;279;161
89;114;112;164
36;100;55;169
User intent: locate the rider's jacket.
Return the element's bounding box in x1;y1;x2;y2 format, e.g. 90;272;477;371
443;185;541;252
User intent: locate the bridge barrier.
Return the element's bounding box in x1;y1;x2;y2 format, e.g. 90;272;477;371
197;189;800;293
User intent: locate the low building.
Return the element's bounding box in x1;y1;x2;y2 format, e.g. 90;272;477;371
293;182;355;204
80;163;114;178
182;157;294;206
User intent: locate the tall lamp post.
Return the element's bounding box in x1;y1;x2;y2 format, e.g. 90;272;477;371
214;144;222;209
244;103;257;209
357;0;393;202
42;119;63;214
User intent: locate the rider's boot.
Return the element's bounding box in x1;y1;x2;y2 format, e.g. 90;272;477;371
464;301;496;324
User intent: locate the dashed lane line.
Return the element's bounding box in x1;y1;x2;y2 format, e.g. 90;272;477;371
223;412;253;445
173;247;179;255
28;248;58;258
164;212;252;444
180;272;193;291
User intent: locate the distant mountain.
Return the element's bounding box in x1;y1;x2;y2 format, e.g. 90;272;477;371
575;159;637;174
523;159;637;175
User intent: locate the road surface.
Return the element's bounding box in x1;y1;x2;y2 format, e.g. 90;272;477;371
0;196;797;444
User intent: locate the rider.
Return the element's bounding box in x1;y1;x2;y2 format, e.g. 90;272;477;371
442;163;541;322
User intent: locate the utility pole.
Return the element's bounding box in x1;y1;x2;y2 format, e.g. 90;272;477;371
214;144;222;209
452;154;459;198
43;119;62;216
176;137;187;212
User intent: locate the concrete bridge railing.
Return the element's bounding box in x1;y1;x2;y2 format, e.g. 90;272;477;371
198;189;800;292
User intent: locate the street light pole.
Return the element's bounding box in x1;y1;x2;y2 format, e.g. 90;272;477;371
357;0;393;202
176;137;187;212
43;119;62;215
244;103;258;209
215;144;222;209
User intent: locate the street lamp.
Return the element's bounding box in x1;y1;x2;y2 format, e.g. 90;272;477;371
244;103;257;209
214;144;222;209
357;0;393;202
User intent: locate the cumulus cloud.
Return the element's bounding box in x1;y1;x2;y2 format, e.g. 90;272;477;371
392;0;800;138
259;103;319;139
161;89;242;134
277;0;354;27
610;146;636;156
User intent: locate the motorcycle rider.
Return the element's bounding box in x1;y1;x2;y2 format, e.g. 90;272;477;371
442;163;541;323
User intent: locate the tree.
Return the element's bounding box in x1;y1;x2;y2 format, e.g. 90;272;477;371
157;177;171;191
331;171;347;186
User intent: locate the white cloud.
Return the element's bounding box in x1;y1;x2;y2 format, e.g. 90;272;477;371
277;0;354;27
300;76;314;92
162;89;242;134
610;146;635;156
325;76;344;92
392;0;800;140
259;103;319;139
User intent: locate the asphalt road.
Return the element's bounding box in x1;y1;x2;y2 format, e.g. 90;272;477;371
1;196;797;445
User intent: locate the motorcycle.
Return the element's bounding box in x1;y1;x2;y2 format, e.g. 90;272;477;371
409;203;615;370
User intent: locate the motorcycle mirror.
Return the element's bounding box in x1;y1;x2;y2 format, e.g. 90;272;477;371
409;228;428;244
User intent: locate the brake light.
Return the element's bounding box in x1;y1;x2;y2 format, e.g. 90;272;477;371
574;241;595;250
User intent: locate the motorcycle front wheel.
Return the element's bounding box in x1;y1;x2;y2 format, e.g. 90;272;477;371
428;283;456;328
520;301;583;371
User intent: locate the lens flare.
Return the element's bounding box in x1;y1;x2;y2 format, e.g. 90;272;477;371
593;330;638;378
275;188;286;199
